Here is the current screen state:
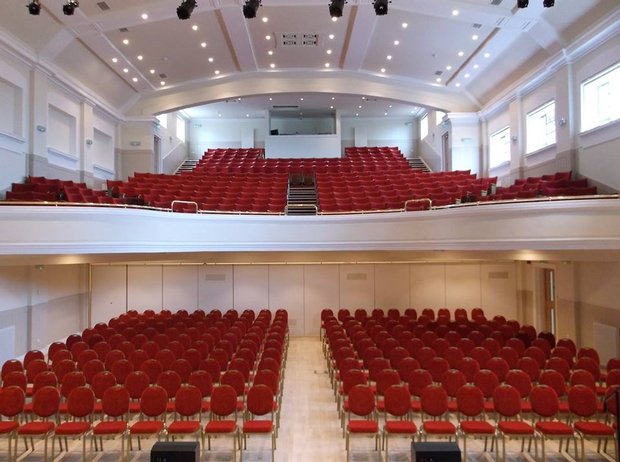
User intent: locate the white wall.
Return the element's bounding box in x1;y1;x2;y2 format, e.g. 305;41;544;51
90;262;518;337
0;264;88;362
189;118;267;159
341;117;416;157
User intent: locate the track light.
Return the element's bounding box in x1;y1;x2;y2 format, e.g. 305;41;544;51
329;0;346;18
373;0;389;16
543;0;554;6
517;0;528;7
27;0;41;15
243;0;261;19
176;0;196;20
62;0;78;15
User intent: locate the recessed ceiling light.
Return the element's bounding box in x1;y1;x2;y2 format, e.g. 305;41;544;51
218;113;222;117
356;113;359;117
123;68;129;73
473;64;479;69
389;105;393;108
268;50;273;55
458;51;464;57
362;97;365;100
265;35;271;40
141;13;148;20
456;82;461;87
484;52;491;58
358;105;362;109
410;110;415;114
246;114;249;117
436;78;442;83
402;22;408;28
122;39;129;45
149;69;155;74
132;77;138;82
394;40;400;46
452;9;459;16
137;55;143;60
446;65;452;70
208;57;214;62
330;105;334;109
331;96;335;100
325;63;330;68
214;70;220;75
326;49;332;55
331;17;338;22
201;42;207;48
387;55;392;60
329;34;335;40
300;97;304;101
464;73;470;78
192;25;198;31
270;63;275;68
380;68;386;73
384;112;388;116
262;17;268;23
112;57;118;63
160;81;165;86
269;97;273;101
472;34;479;41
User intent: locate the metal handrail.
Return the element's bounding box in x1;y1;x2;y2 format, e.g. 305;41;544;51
404;198;432;210
171;200;198;212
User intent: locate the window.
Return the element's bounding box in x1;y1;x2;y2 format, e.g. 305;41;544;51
436;111;446;125
526;100;555;153
176;116;186;142
489;126;510;168
420;114;428;139
581;61;620;132
156;114;167;128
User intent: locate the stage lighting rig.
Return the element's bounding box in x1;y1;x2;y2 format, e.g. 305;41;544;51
62;0;79;15
517;0;529;7
27;0;41;15
329;0;346;18
243;0;261;19
373;0;389;15
177;0;197;20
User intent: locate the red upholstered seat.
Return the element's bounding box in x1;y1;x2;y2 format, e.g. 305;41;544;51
130;421;164;434
574;421;615;435
93;421;128;435
384;421;417;434
167;421;201;434
423;421;456;434
242;421;273;433
460;421;495;434
536;421;574;435
0;421;19;433
204;421;236;433
54;422;91;435
348;421;379;433
17;422;55;435
498;421;534;435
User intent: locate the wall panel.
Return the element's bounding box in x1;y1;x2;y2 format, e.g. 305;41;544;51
410;264;446;308
199;265;233;310
374;265;410;309
339;264;374;309
233;265;269;310
269;265;304;336
91;266;127;325
480;263;517;320
304;265;339;336
127;266;162;311
163;266;198;311
446;264;481;309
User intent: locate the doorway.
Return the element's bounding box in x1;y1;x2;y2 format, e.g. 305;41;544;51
542;268;556;335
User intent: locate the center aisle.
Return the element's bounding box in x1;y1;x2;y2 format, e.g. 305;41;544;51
275;337;382;462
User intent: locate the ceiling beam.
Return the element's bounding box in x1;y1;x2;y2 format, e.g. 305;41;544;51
217;5;258;73
341;5;378;71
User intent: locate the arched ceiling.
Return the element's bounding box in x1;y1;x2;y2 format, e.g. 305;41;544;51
1;0;618;116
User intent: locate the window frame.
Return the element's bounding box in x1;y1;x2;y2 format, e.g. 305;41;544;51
176;116;186;143
156;114;167;129
580;61;620;133
489;125;511;169
526;100;556;154
420;113;429;140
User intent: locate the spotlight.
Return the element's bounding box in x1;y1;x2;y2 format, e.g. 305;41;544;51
27;0;41;15
329;0;345;18
517;0;529;7
62;0;78;15
176;0;196;20
373;0;388;15
543;0;554;6
243;0;261;19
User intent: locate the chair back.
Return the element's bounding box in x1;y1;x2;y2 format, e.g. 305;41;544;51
210;385;237;418
67;386;95;418
456;384;485;417
174;385;202;417
348;385;376;417
568;384;597;418
246;384;274;417
420;384;448;417
140;385;168;418
102;385;130;418
384;385;411;417
493;384;522;418
530;384;559;418
32;385;61;418
0;386;25;417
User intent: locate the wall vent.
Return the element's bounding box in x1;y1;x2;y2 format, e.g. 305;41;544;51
346;273;367;281
472;23;482;29
272;105;300;111
159;73;167;79
488;271;509;279
279;32;319;47
119;27;129;33
490;0;503;5
204;274;226;281
97;1;110;11
435;70;443;76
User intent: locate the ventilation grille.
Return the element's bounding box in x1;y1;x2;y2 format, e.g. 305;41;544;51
272;105;300;111
279;33;319;47
435;70;443;76
159;73;167;79
490;0;503;5
488;271;509;279
346;273;367;281
472;23;482;29
97;1;110;11
204;274;226;281
119;27;129;33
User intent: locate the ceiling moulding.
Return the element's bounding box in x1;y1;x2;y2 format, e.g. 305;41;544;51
127;70;478;117
478;8;620;120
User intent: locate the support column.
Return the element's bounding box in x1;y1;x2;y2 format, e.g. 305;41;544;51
28;69;48;177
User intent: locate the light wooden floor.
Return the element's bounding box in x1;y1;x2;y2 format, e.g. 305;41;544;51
7;337;616;462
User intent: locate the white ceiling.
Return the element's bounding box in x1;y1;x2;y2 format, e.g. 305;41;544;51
1;0;618;117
